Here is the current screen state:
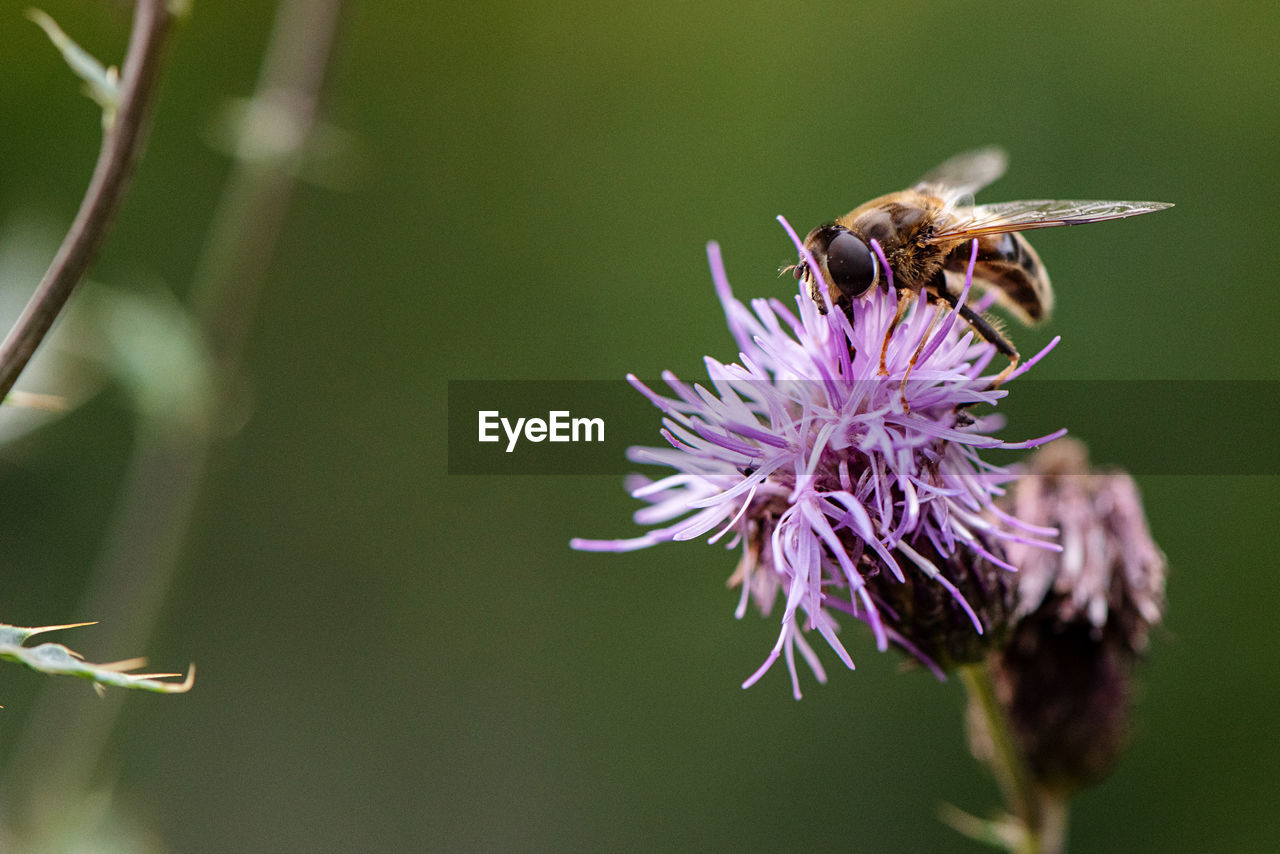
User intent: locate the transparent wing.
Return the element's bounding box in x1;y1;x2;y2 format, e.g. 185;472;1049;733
913;147;1009;204
925;199;1174;243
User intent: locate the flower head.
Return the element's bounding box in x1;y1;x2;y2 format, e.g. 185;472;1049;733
573;221;1064;697
976;438;1167;791
1003;438;1166;650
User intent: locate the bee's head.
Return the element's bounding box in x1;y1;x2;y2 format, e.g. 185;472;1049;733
798;224;880;309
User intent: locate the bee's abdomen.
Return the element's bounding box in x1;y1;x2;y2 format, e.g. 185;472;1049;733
944;231;1053;324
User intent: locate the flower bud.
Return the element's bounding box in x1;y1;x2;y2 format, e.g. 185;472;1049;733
980;439;1166;792
869;538;1015;671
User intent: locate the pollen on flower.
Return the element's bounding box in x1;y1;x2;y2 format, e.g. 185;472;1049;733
572;219;1065;698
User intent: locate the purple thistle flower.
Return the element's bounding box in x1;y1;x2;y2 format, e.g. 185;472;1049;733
1002;438;1166;648
976;438;1168;792
573;220;1065;698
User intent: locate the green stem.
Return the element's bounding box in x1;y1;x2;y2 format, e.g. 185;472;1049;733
958;661;1068;854
0;0;173;400
2;0;343;842
1037;790;1070;854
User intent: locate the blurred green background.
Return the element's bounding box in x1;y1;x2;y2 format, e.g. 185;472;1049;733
0;0;1276;851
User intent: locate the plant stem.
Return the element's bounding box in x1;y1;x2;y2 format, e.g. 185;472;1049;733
2;0;343;842
958;661;1067;854
0;0;173;401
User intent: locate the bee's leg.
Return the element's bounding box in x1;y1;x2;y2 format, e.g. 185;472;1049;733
878;290;914;375
960;302;1020;386
990;350;1021;387
899;302;946;410
930;276;1021;386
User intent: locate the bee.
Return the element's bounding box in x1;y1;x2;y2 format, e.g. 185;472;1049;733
796;147;1172;375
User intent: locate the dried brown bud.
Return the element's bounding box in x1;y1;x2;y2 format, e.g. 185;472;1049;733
982;438;1167;793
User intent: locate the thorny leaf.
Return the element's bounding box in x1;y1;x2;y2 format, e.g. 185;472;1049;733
937;803;1028;853
0;622;193;696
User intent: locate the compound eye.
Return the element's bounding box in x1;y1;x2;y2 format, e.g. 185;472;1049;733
826;230;878;298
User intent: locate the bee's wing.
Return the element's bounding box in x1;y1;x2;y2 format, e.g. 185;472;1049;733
913;147;1009;205
925;199;1174;243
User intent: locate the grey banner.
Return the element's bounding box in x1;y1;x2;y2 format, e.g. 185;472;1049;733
448;380;1280;475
